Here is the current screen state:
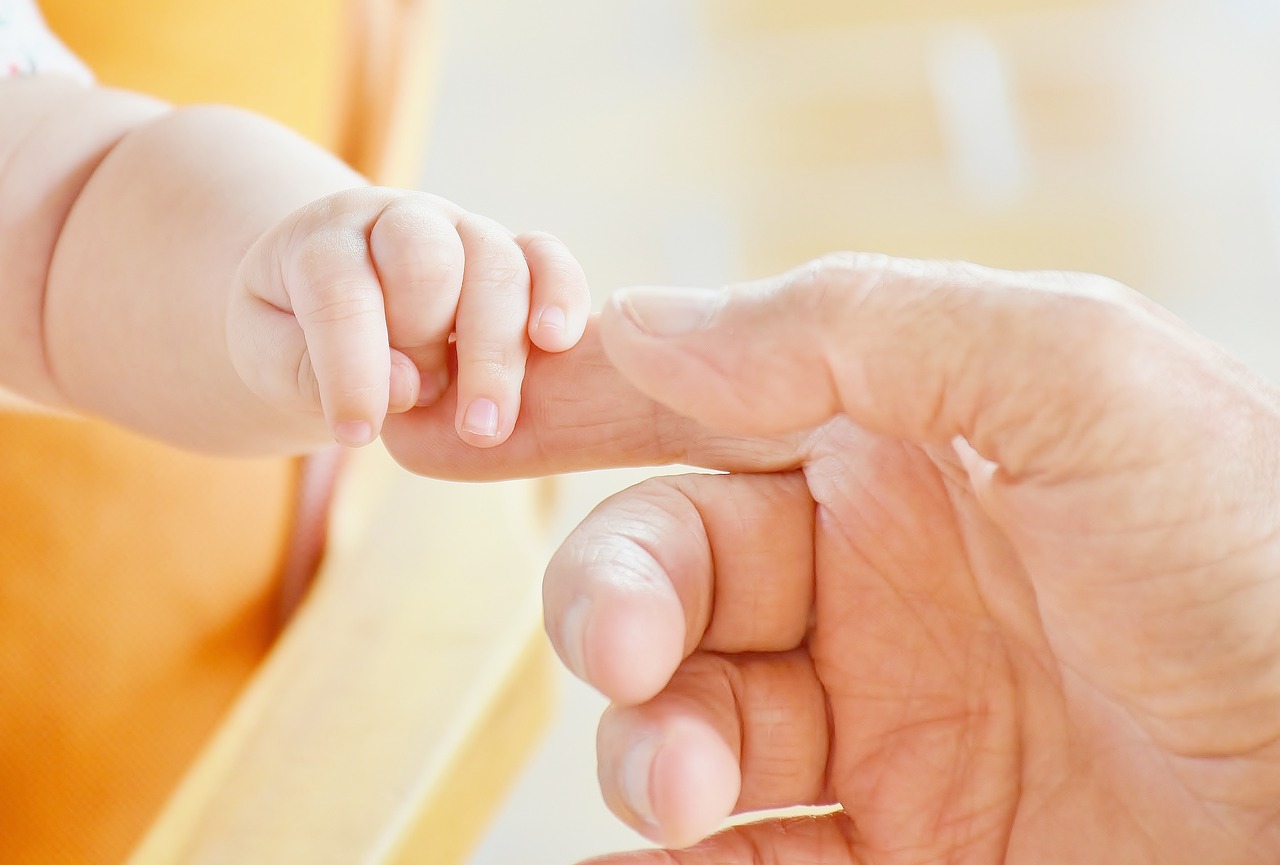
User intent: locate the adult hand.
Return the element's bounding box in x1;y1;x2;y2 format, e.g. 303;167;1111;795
523;254;1280;864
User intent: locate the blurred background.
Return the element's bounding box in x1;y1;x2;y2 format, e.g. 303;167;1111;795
412;1;1280;862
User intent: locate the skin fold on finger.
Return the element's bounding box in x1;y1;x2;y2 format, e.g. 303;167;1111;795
544;470;816;704
278;201;395;446
232;198;389;445
598;253;1221;483
387;349;420;414
248;316;419;421
517;230;591;352
369;198;466;407
596;650;833;847
228;294;316;418
451;211;533;447
378;318;806;480
577;812;859;865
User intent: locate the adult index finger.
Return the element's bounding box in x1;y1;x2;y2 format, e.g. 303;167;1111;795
379;317;805;480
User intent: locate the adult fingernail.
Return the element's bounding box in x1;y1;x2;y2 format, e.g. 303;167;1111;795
536;305;567;335
615;288;723;337
462;398;499;437
559;598;590;680
334;421;374;447
621;735;661;826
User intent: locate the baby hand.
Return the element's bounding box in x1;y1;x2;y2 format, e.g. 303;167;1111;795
227;188;589;448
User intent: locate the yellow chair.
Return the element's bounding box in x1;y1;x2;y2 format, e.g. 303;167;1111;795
1;1;553;862
125;448;556;865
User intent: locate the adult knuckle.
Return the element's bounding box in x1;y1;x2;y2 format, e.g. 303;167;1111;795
1036;288;1153;401
1063;288;1138;349
762;252;896;340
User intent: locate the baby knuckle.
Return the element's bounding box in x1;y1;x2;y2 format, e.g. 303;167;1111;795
458;337;523;372
473;258;530;294
302;283;383;325
384;239;463;290
292;229;366;283
460;232;528;285
533;258;587;294
520;231;572;262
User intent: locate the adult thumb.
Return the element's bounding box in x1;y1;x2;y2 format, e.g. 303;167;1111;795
599;252;1201;479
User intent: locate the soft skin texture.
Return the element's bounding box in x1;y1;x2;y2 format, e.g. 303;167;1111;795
389;254;1280;864
0;76;589;453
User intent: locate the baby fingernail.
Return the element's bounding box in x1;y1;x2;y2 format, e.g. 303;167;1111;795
559;598;590;680
462;398;499;437
621;735;660;826
334;421;374;447
615;287;723;337
536;305;567;335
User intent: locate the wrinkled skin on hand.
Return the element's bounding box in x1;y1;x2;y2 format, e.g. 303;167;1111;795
386;255;1280;864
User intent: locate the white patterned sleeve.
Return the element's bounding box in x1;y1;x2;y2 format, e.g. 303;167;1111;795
0;0;92;82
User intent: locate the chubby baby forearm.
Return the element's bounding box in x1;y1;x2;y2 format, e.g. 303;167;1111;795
0;79;164;413
0;77;592;457
47;97;368;452
0;78;367;452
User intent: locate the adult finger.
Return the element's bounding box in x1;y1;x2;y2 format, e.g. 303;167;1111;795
595;650;832;848
544;470;814;705
378;318;805;480
599;253;1214;481
577;812;857;865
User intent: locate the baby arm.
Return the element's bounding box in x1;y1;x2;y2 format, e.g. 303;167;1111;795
0;67;587;454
